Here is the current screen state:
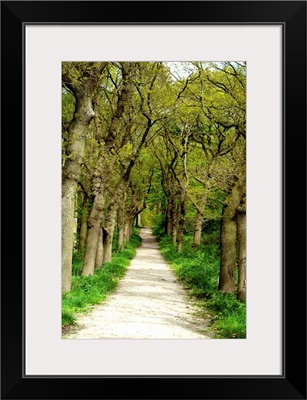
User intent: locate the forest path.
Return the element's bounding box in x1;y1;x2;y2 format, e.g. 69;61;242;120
64;228;213;339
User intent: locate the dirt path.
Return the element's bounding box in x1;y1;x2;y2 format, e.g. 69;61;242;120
64;228;213;339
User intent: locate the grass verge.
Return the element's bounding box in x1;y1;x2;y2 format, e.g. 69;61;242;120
157;234;246;339
62;230;141;329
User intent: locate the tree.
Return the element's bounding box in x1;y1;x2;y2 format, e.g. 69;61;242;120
80;61;166;276
218;164;245;293
236;191;246;301
184;62;246;296
62;62;107;294
81;62;134;276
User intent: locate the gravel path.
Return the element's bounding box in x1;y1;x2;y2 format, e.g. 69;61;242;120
64;228;212;339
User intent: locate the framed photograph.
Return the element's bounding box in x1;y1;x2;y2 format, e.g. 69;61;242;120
1;1;306;399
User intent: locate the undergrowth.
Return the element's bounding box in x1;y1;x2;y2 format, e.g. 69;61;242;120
157;234;246;339
62;230;141;328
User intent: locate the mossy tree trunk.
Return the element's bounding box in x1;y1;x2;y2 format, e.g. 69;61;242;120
103;202;119;263
62;62;107;293
219;216;237;293
82;192;105;276
193;211;203;247
123;219;130;244
117;196;125;251
171;196;178;245
165;198;172;234
176;194;186;253
81;63;134;275
78;196;88;252
236;201;246;301
95;228;104;269
218;172;245;293
190;157;216;248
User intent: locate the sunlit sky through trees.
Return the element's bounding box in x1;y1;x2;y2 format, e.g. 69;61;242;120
164;61;246;81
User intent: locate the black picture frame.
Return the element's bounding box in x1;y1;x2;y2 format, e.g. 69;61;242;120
1;1;306;399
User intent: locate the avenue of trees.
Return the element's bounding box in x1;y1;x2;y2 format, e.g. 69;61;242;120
62;61;246;302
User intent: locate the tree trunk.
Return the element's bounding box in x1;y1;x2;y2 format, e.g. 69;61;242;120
218;172;245;293
131;216;135;239
123;217;133;243
124;219;131;244
165;199;171;235
82;192;105;276
177;195;186;253
219;216;237;293
62;183;77;294
193;211;203;247
117;190;127;251
78;197;88;252
135;213;141;228
73;195;78;249
237;211;246;301
171;197;178;245
62;103;93;293
95;228;104;269
61;104;93;292
117;206;125;251
137;213;142;227
118;226;124;250
189;156;217;248
103;223;116;263
103;201;119;263
61;62;107;293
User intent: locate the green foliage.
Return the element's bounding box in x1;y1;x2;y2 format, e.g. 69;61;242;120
71;250;85;276
140;208;155;227
151;213;165;237
213;313;246;339
157;232;246;339
202;229;220;246
62;88;75;126
62;309;76;326
158;235;220;295
62;231;141;328
204;218;221;235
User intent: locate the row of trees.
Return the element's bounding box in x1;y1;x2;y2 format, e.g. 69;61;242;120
62;61;246;301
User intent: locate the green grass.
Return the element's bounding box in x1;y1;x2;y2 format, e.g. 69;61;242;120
62;230;141;328
157;233;246;339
